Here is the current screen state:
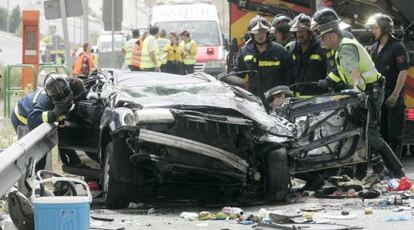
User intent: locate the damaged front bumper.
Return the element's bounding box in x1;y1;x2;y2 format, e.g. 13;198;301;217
136;129;249;174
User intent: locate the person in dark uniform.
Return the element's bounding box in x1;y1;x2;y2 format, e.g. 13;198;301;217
271;14;295;52
365;13;408;159
10;74;85;171
312;8;405;179
289;13;328;85
233;15;292;102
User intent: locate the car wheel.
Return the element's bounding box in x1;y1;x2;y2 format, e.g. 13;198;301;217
265;148;289;202
102;141;132;209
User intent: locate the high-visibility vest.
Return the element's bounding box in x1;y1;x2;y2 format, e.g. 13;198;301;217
130;40;142;68
73;52;94;75
124;38;138;66
164;44;184;62
157;37;170;65
180;39;197;65
140;35;160;69
335;38;380;91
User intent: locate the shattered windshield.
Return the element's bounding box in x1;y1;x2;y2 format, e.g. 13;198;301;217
117;74;232;98
120;83;230;98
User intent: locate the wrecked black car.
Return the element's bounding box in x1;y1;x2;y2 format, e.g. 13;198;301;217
58;70;369;209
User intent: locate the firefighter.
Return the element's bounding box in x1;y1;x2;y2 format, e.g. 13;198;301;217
141;26;161;72
312;8;405;179
365;13;408;159
233;15;292;103
289;13;328;84
73;42;95;76
271;14;295;51
162;32;185;75
122;29;140;71
10;74;85;171
179;30;198;74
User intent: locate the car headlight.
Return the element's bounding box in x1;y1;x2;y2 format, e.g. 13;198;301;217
116;108;136;126
135;109;175;124
205;60;225;69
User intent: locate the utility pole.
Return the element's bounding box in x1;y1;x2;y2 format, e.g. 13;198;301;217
60;0;72;69
111;0;115;67
83;0;89;42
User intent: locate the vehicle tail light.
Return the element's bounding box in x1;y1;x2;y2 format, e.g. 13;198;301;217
405;109;414;121
206;47;214;54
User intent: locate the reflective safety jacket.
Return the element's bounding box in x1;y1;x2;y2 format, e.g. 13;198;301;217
180;39;197;65
73;52;94;75
14;88;62;130
164;44;184;62
290;36;328;83
233;40;292;101
157;37;170;65
335;37;380;91
131;39;143;68
140;35;160;69
123;38;138;66
326;30;355;86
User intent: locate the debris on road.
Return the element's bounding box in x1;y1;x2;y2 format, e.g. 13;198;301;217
179;212;198;221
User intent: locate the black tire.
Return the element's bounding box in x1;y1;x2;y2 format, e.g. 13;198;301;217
102;141;132;209
264;148;289;202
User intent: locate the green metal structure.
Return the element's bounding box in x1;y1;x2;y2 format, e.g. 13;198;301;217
2;64;70;117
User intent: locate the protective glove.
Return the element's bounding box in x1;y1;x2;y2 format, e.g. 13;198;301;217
385;94;398;108
317;78;332;90
53;91;73;118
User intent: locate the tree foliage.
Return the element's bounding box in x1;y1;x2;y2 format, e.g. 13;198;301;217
9;5;21;33
0;6;21;33
0;7;7;31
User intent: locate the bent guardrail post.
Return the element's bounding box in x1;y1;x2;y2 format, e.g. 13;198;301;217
0;123;57;196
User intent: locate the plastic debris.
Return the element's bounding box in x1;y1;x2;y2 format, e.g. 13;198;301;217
198;211;212;221
396;177;412;191
222;207;244;216
180;212;198;221
302;212;313;221
239;220;254;225
387;177;412;191
364;207;373;215
385;215;409;222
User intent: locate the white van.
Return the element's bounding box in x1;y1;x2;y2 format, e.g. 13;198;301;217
150;0;227;75
96;32;126;69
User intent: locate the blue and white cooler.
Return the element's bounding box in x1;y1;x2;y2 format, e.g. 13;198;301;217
31;177;92;230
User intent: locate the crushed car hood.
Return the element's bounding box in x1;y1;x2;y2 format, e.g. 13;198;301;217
116;90;294;139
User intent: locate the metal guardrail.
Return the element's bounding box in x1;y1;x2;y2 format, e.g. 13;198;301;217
0;123;57;196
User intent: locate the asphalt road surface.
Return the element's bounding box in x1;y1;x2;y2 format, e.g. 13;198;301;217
0;31;21;65
89;156;414;230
